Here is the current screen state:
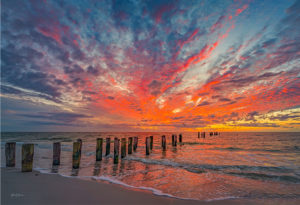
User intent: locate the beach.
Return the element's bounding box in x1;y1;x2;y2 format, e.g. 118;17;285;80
2;168;300;205
1;168;244;205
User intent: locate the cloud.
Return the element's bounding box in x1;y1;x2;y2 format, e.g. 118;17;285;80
1;0;299;131
237;122;280;127
18;112;92;123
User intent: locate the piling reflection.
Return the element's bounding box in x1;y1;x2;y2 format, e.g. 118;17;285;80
51;165;59;173
93;161;101;176
71;168;79;176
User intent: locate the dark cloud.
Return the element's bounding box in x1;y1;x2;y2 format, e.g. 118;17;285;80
87;65;100;76
64;65;84;74
1;85;22;95
269;113;300;121
237;122;280;127
148;80;162;96
197;101;210;106
219;97;231;102
19;112;92;123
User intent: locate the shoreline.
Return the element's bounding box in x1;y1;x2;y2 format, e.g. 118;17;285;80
1;167;253;205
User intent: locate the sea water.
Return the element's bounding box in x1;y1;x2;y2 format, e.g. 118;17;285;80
1;132;300;202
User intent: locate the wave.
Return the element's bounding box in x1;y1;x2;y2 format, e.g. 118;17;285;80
127;156;292;172
125;156;300;183
225;172;300;183
210;146;294;153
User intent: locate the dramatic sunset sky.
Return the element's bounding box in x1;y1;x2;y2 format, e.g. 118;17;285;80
1;0;300;132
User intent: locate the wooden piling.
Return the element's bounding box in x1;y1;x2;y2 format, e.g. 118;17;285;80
179;134;182;143
53;142;61;165
198;132;200;138
128;137;133;154
172;134;177;146
150;136;153;150
96;138;103;161
72;142;81;169
77;138;82;157
22;144;34;172
146;137;150;155
5;142;16;167
121;138;126;158
172;134;174;146
133;137;138;151
114;138;120;164
105;138;111;156
174;134;177;146
161;135;166;151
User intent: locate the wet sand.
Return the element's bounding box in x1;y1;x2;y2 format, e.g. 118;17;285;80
2;168;298;205
1;168;243;205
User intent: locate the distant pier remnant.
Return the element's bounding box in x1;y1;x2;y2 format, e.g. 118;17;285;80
53;142;61;165
96;138;103;161
210;132;213;136
146;137;150;155
198;132;200;138
5;142;16;167
179;134;182;143
128;137;133;154
202;132;206;138
105;138;111;156
22;144;34;172
114;138;120;164
133;137;138;151
150;136;153;150
161;135;166;151
121;138;127;158
172;134;177;146
72;141;81;169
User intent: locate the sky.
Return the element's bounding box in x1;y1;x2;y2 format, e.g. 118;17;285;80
1;0;300;132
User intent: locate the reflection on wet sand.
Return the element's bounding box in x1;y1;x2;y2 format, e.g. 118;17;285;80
93;161;101;176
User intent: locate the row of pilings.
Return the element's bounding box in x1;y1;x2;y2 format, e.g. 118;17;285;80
5;132;219;172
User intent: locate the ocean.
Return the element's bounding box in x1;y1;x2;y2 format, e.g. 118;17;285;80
1;132;300;202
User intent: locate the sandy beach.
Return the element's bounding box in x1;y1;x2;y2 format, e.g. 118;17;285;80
0;167;251;205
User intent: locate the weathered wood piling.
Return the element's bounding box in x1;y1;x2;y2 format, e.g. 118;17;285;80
114;138;120;164
172;134;177;146
121;138;127;158
150;136;153;150
128;137;133;154
179;134;182;143
53;142;61;165
96;138;103;161
133;136;138;151
172;134;174;145
72;141;81;169
146;137;150;155
161;135;166;151
22;144;34;172
198;132;200;138
5;142;16;167
105;138;111;156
